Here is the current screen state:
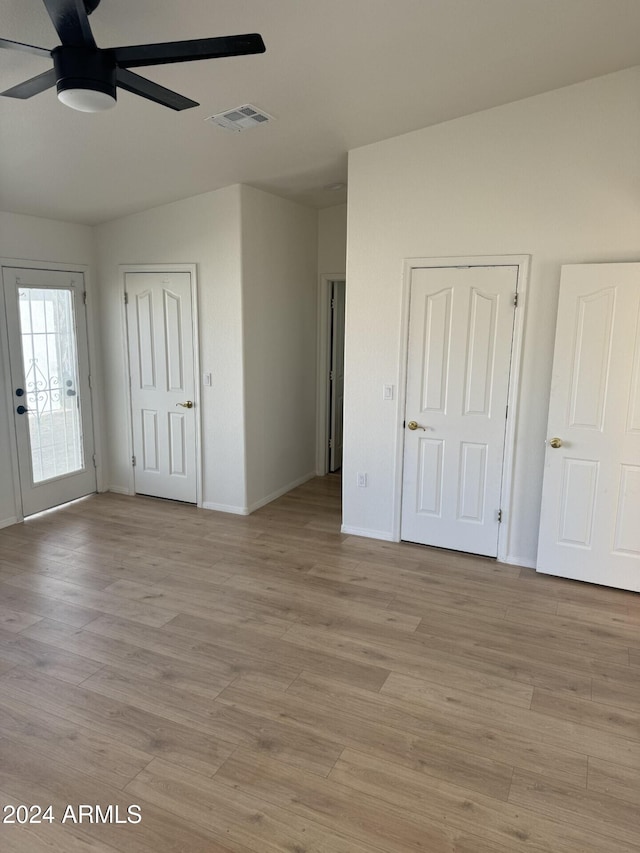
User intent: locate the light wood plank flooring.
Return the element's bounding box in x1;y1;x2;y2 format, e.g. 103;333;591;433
0;475;639;852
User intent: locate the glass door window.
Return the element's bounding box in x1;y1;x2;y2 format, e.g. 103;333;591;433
19;287;85;482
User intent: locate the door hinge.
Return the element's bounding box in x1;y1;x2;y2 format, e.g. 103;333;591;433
331;297;336;309
505;404;508;419
329;370;335;381
124;292;129;305
131;455;136;467
92;453;97;468
88;374;92;389
329;438;334;449
83;291;87;305
514;292;519;307
497;509;503;523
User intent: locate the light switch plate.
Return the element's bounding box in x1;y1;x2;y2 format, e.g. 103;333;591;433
383;384;394;400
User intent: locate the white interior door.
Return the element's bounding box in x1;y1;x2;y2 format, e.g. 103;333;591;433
329;280;346;471
537;263;640;591
401;265;517;556
126;271;197;503
3;267;96;516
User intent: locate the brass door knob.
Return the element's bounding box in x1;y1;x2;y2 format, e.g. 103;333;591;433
407;420;426;431
549;437;563;448
176;401;194;409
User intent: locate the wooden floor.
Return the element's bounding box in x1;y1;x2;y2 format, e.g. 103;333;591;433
0;476;639;852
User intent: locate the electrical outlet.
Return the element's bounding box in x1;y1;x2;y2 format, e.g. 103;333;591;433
357;472;368;488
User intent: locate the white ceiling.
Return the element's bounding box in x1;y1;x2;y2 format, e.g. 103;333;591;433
1;0;640;225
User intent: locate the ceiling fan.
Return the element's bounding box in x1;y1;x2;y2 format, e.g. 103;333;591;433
0;0;265;112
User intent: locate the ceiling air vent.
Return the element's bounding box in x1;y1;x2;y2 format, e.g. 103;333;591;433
205;104;274;132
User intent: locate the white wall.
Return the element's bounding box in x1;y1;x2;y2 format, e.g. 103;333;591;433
241;186;318;509
0;212;96;526
95;186;247;511
0;213;94;264
318;204;347;276
344;67;640;565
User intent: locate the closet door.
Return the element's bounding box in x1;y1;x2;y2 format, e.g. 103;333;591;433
401;264;517;556
537;263;640;591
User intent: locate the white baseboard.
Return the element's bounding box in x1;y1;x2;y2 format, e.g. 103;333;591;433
108;485;132;495
341;524;396;542
501;555;536;569
203;473;317;517
0;516;18;530
202;502;250;516
247;472;316;514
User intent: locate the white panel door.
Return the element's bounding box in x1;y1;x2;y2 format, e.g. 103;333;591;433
329;280;346;471
537;263;640;591
3;267;96;516
401;265;517;556
126;271;197;503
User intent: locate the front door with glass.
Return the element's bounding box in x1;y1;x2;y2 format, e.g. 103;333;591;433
3;267;96;516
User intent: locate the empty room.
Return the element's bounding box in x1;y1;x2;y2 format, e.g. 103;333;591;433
1;1;640;851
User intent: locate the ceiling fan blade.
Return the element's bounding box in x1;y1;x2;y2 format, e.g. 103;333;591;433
42;0;96;47
114;33;265;68
1;68;57;99
0;38;51;59
116;68;198;111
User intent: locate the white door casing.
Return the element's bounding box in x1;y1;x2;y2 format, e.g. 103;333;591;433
537;263;640;592
329;280;346;471
401;265;518;557
3;267;96;516
125;270;198;503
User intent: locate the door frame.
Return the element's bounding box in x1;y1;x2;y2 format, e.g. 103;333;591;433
120;263;203;507
392;254;530;562
0;258;104;524
316;273;346;475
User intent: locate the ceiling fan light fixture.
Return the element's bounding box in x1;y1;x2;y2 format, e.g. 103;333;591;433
53;46;117;112
0;0;266;112
57;86;116;112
